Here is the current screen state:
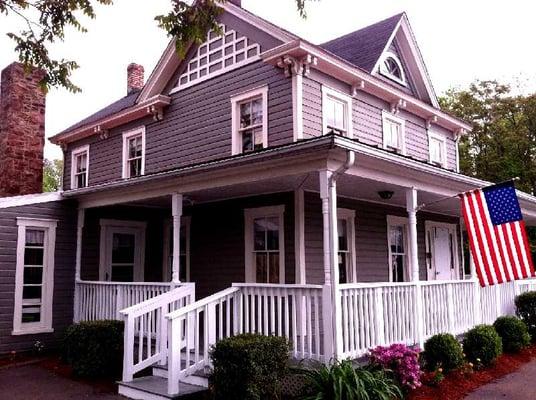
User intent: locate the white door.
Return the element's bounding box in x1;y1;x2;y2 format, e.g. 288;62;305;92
101;226;145;282
432;227;453;280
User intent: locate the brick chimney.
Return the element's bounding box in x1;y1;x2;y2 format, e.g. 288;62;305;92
127;63;144;94
0;62;46;197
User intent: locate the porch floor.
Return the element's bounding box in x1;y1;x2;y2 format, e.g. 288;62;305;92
118;376;206;400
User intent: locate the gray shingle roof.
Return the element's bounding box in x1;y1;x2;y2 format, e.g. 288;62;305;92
320;13;404;72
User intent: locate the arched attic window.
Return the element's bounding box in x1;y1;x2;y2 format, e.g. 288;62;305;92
379;52;406;86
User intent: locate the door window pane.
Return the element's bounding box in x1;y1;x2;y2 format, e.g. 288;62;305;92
252;216;280;283
111;233;136;282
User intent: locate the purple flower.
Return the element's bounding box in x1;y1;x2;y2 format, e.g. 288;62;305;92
369;343;422;390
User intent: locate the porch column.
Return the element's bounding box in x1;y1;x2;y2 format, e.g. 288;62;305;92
74;208;85;323
406;187;424;347
319;170;342;361
171;193;183;284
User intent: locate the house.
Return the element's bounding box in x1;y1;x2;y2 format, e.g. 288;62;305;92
1;1;536;398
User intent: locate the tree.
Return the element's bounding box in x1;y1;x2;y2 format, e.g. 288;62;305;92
1;0;309;92
43;158;63;192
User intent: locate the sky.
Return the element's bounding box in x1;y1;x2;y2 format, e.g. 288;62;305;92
1;0;535;160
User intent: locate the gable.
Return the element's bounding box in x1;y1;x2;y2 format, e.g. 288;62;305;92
374;39;419;97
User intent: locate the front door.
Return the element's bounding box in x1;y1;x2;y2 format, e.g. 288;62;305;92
426;222;458;280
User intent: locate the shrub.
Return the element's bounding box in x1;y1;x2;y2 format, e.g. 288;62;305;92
299;360;402;400
422;333;464;372
515;291;536;340
463;325;502;366
369;343;421;390
493;316;531;352
62;320;124;378
209;334;290;400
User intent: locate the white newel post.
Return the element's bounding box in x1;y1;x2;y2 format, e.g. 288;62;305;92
406;188;424;347
171;193;183;284
73;208;85;323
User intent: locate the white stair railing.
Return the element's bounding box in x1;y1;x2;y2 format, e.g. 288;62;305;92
120;283;195;382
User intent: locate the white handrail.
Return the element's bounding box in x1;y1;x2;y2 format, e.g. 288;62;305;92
166;287;240;320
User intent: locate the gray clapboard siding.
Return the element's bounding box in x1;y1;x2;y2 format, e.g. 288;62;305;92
0;200;77;354
303;76;322;139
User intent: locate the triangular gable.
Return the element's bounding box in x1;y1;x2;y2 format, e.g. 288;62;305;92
371;13;439;108
138;2;296;102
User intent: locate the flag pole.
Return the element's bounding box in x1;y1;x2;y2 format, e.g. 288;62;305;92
416;177;520;212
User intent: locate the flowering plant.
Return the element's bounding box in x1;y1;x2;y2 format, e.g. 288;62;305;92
369;343;422;390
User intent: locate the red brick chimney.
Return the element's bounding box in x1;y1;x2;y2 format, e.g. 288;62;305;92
127;63;144;94
0;62;46;197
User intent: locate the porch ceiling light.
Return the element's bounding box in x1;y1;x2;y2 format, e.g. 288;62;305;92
378;190;394;200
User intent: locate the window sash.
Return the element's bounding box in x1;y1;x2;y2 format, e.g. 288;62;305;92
73;151;88;188
388;223;408;282
326;96;347;133
385;120;401;149
430;137;444;164
239;97;264;153
126;134;144;177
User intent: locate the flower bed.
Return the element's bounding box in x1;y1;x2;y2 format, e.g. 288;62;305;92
408;344;536;400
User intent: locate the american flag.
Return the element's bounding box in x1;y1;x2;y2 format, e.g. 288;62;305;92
460;181;535;287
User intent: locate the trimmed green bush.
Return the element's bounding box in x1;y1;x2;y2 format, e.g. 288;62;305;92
515;291;536;340
463;325;502;366
62;320;124;378
209;334;291;400
493;316;531;352
422;333;464;372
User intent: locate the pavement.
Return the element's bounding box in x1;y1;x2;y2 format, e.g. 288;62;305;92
465;360;536;399
0;363;124;400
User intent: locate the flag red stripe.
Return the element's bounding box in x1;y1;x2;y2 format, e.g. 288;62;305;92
511;222;529;279
499;224;520;280
461;194;487;287
494;225;513;282
519;221;536;278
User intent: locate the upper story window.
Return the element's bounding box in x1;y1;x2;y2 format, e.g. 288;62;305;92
382;111;406;154
379;52;406;86
71;145;89;189
322;86;353;137
428;131;447;167
231;86;268;155
122;127;145;179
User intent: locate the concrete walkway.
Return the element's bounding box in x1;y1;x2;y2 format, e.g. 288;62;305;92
465;360;536;399
0;363;123;400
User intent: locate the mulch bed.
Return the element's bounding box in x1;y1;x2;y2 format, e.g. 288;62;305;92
408;344;536;400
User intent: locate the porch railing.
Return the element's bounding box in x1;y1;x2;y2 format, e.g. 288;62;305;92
74;280;178;322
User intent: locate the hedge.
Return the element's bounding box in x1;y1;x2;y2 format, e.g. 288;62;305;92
463;325;502;366
422;333;464;372
515;291;536;340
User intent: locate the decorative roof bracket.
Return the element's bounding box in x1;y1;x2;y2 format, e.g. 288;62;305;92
147;105;164;121
351;80;365;96
425;115;438;129
390;98;407;114
94;125;109;140
277;54;318;78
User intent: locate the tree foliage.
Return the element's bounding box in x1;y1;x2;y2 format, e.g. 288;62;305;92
43;158;63;192
1;0;310;92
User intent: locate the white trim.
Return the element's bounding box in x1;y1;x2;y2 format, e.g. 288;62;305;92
337;208;357;283
425;221;459;281
294;189;306;283
162;216;191;282
378;51;407;86
382;110;406;154
122;127;146;179
231;85;269;155
321;85;353;138
386;215;410;282
99;219;147;282
12;218;57;335
0;192;62;210
70;145;90;189
292;73;304;141
244;205;285;284
427;130;447;168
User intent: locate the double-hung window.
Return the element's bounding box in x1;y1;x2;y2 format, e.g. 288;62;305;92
244;205;285;284
337;209;356;283
382;111;405;154
387;216;409;282
322;86;353;137
428;131;447;167
231;86;268;155
71;145;89;189
122;127;145;178
13;218;57;335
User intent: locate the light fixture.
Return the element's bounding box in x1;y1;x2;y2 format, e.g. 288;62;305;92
378;190;394;200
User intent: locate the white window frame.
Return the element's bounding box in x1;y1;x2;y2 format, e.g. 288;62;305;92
122;127;146;179
70;145;90;189
322;86;353;138
379;51;407;86
382;110;406;154
244;205;285;283
337;208;357;283
99;219;147;282
428;130;447;168
162;216;191;282
425;221;460;281
231;86;269;155
386;215;410;282
13;217;58;335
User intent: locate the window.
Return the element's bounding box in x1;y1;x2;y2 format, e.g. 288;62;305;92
231;86;268;155
428;131;447;167
382;111;405;154
71;145;89;189
122;127;145;178
13;218;57;335
322;86;353;137
163;216;191;282
387;216;409;282
379;52;406;85
338;209;356;284
244;205;285;283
